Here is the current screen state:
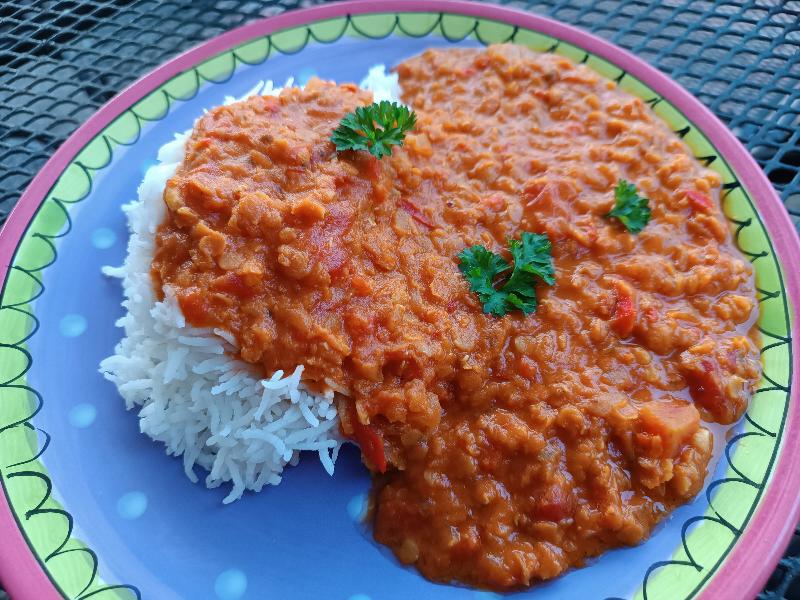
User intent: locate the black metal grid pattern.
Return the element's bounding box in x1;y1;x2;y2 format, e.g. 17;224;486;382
0;0;797;598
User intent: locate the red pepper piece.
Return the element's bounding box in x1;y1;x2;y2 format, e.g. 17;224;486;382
686;190;715;213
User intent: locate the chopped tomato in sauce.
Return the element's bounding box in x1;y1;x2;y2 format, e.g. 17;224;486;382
612;283;636;337
686;189;715;213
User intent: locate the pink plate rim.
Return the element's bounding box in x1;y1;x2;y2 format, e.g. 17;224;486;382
0;1;798;599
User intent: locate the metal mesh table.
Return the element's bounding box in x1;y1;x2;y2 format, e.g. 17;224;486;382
0;1;798;598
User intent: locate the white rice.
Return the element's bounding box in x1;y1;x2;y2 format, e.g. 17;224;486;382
100;67;399;503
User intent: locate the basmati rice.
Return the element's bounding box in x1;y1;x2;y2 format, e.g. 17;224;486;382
100;68;399;503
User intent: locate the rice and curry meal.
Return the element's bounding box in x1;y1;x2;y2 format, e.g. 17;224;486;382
101;45;761;590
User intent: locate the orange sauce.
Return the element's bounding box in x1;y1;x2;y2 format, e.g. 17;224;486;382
152;45;760;589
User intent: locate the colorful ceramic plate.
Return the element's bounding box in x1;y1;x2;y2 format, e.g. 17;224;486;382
1;2;798;599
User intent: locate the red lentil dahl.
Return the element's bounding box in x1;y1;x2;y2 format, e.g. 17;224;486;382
152;45;761;590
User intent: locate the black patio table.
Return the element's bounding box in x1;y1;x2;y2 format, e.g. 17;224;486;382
0;1;798;599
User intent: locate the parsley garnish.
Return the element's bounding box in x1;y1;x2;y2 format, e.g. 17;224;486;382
606;179;651;233
331;101;417;159
458;232;555;316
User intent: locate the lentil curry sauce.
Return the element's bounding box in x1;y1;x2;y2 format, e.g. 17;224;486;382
152;45;761;590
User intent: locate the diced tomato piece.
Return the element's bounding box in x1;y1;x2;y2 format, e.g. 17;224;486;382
344;401;387;473
178;291;212;325
480;194;506;212
399;200;434;229
535;483;574;522
211;272;254;299
685;359;726;419
612;284;636;337
523;178;578;209
638;399;700;458
353;420;387;473
686;190;715;213
312;203;352;279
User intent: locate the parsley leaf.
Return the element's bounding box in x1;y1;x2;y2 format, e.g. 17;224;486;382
331;101;417;159
457;232;555;317
503;233;556;314
606;179;651;233
458;245;511;316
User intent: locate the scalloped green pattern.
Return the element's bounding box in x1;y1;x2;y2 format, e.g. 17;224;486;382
0;11;792;600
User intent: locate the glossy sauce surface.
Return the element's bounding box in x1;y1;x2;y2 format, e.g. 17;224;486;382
152;46;760;590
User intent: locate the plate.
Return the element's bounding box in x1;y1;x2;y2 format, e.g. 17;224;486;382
1;2;798;599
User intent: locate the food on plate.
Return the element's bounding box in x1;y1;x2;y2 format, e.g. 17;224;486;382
102;44;761;589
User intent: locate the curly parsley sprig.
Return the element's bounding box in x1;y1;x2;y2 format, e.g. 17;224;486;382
331;101;417;159
606;179;651;233
458;232;555;317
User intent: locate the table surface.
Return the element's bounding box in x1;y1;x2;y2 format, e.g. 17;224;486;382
0;0;798;599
